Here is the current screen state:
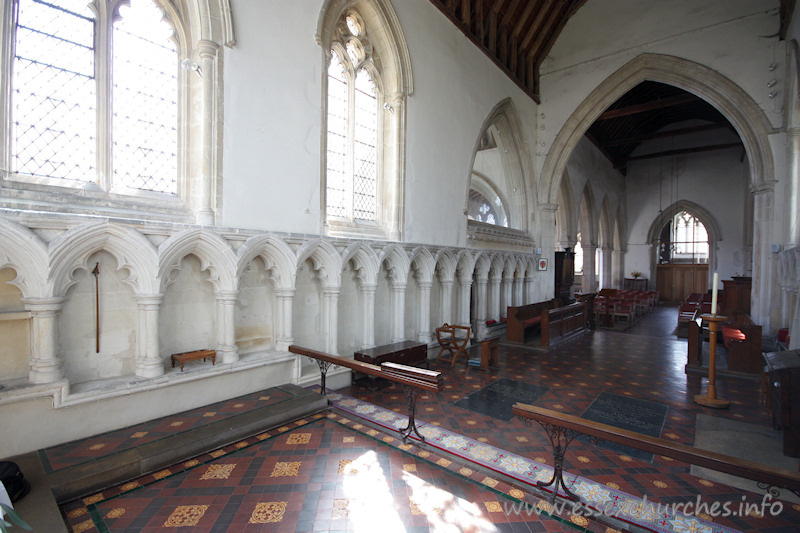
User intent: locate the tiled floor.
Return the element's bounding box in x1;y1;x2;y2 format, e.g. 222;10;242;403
57;305;800;532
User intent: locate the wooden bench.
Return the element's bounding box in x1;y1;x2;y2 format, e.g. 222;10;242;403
171;349;216;371
435;323;471;366
512;402;800;504
289;345;442;442
722;311;762;374
506;300;556;343
541;302;587;348
469;337;498;371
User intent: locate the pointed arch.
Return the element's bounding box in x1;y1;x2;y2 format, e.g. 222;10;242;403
467;98;533;232
158;229;237;293
434;249;457;282
541;53;774;205
318;0;413;240
578;183;597;246
473;253;492;281
556;170;576;249
295;239;344;289
343;242;381;287
50;221;159;297
236;234;297;290
409;246;435;285
646;200;722;246
598;196;613;248
455;251;476;283
0;217;49;298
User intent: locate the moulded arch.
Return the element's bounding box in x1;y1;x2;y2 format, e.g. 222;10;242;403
158;229;237;293
578;183;597;246
377;244;410;284
541;54;775;205
295;239;344;289
472;253;491;280
409;246;435;285
524;257;537;277
316;0;412;96
0;217;49;298
182;0;235;47
467;98;533;232
455;250;476;283
489;253;506;280
646;200;722;246
556;170;576;248
614;205;627;253
49;221;159;297
236;234;297;290
598;196;613;248
434;249;457;283
343;242;381;287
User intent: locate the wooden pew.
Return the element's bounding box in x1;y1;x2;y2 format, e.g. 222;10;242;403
722;311;763;374
512;403;800;503
288;345;442;442
540;301;588;348
506;300;556;343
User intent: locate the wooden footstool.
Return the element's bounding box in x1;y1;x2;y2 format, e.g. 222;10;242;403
171;349;216;371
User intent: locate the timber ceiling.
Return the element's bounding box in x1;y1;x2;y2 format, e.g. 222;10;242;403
431;0;796;172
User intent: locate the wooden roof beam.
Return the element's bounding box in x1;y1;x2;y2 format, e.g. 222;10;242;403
602;122;732;147
624;142;743;165
524;0;563;57
598;94;700;120
512;1;537;38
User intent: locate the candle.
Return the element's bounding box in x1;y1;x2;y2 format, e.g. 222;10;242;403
710;272;719;315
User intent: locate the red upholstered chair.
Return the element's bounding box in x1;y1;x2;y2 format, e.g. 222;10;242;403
613;298;636;324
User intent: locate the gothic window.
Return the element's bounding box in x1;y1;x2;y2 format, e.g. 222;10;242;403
574;233;584;274
325;11;379;224
659;211;709;263
7;0;178;194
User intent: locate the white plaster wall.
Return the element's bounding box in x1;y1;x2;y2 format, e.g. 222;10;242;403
235;257;275;354
59;252;138;384
624;127;749;281
222;1;323;234
159;255;215;362
221;1;540;246
0;268;28;380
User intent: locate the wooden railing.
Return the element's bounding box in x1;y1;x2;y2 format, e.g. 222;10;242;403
512;403;800;503
289;345;442;442
540;301;587;347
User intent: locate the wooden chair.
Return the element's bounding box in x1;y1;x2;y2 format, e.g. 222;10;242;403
435;323;471;366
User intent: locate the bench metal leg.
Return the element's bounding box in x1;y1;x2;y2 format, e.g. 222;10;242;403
398;386;424;443
522;418;581;503
308;358;333;395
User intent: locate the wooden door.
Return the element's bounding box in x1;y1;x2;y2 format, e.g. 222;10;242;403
656;264;709;302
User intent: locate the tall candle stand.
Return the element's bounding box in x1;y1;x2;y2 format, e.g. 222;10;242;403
694;314;730;408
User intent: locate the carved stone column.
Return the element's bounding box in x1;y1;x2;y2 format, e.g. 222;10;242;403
787;127;800;248
500;277;512;318
135;294;164;378
612;249;625;289
215;290;239;364
196;40;218;225
390;281;406;342
23;297;63;384
440;280;453;326
582;244;598;293
601;245;613;291
751;180;777;330
488;276;501;322
524;276;535;304
512;275;523;306
417;281;432;344
361;284;377;349
275;288;295;351
322;287;340;354
457;278;472;325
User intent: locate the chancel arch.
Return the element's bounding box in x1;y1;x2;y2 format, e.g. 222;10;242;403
540;53;775;325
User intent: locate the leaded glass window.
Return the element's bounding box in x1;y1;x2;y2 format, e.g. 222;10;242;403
9;0;179;194
325;11;379;224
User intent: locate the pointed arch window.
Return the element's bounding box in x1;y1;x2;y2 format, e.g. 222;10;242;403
659;211;709;263
7;0;178;194
325;11;379;224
